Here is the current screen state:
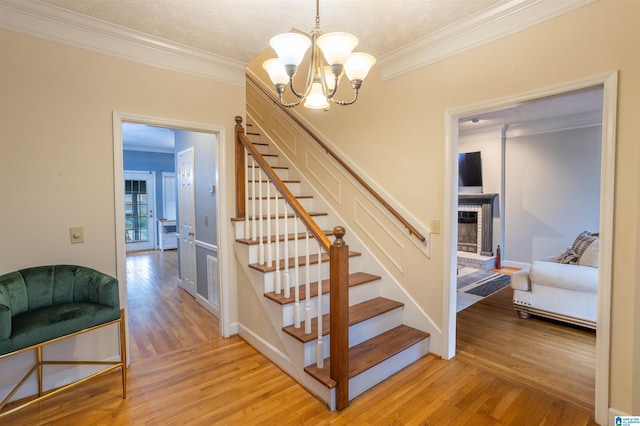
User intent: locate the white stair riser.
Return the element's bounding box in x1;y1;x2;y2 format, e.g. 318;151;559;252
298;307;404;365
246;197;315;214
249;167;291;181
261;256;362;293
248;181;301;195
281;293;330;326
233;216;330;241
348;338;430;401
245;238;330;265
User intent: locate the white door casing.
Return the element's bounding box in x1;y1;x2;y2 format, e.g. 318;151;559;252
178;148;197;297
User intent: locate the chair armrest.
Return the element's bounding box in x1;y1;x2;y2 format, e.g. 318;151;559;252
530;260;598;293
74;267;120;308
0;285;12;340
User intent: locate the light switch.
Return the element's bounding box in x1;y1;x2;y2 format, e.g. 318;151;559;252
70;226;85;244
431;220;441;234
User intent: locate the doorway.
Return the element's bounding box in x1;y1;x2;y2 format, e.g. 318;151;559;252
443;72;617;425
124;171;156;252
113;112;232;343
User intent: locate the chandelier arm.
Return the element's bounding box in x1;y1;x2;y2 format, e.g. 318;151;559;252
278;91;304;108
332;89;359;106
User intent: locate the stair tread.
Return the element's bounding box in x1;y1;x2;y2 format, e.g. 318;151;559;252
304;325;430;389
283;297;403;343
236;230;334;246
249;251;361;273
248;179;300;184
265;272;381;305
231;211;328;222
249;165;288;170
248;195;313;200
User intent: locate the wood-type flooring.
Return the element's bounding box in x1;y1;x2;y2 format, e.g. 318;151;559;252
2;250;597;425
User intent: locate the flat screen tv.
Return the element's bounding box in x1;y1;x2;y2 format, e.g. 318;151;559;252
458;151;483;193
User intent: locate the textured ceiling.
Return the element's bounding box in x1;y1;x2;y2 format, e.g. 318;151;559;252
40;0;503;63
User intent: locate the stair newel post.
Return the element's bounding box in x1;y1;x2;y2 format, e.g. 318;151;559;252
293;216;300;328
283;203;290;299
274;188;281;294
317;242;324;368
304;230;311;335
251;156;257;241
258;168;265;265
330;226;350;411
234;116;246;220
266;178;273;267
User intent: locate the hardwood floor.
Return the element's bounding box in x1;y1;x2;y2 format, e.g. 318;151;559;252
3;250;597;425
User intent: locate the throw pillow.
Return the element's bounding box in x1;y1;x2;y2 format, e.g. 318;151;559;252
578;237;599;267
557;231;599;264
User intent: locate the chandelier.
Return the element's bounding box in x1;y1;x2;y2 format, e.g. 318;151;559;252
262;0;376;110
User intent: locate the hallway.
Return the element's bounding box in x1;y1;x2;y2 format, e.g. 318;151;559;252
3;250;597;425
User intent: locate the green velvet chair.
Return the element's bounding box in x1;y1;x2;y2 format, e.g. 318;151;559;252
0;265;126;418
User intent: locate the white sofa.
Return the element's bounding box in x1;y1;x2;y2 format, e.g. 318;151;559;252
511;233;599;329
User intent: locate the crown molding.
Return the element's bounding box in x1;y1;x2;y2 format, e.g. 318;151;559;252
378;0;597;80
459;110;602;139
0;0;246;86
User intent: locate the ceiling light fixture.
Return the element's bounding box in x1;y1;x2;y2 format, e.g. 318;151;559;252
262;0;376;110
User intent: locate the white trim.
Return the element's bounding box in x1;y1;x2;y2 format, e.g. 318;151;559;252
113;112;233;340
459;110;603;139
0;0;245;86
378;0;596;80
443;72;617;425
195;240;218;252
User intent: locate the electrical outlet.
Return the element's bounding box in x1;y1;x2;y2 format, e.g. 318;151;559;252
431;220;441;234
70;226;85;244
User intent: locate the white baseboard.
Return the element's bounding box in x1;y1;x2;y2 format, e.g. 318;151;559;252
237;323;296;378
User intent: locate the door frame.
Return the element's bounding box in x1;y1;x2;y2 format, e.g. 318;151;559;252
123;170;157;252
112;111;231;340
442;71;617;425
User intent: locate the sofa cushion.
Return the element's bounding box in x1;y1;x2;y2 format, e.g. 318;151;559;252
0;302;120;355
530;260;598;293
510;269;531;291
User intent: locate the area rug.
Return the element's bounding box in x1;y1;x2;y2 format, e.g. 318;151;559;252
456;269;511;312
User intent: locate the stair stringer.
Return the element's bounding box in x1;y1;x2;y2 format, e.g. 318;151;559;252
246;114;443;356
233;241;336;409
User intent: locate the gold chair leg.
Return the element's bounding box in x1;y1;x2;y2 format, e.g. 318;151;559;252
119;308;127;399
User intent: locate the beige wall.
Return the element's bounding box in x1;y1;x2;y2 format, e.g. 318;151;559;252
250;0;640;415
0;29;243;275
0;28;244;392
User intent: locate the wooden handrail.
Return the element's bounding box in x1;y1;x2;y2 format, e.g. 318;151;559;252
246;74;426;243
235;117;331;252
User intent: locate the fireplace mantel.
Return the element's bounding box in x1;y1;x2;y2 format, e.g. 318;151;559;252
458;193;498;256
458;193;499;205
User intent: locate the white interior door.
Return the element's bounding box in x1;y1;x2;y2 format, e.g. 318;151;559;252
178;148;196;296
124;171;156;252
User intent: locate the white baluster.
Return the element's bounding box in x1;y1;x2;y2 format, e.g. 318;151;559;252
250;157;257;241
305;231;311;334
244;148;250;238
266;178;273;267
317;242;324;368
258;168;265;265
283;203;290;299
293;216;300;328
274;189;281;294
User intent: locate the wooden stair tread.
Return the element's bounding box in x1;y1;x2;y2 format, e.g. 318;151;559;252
248;195;313;200
231;211;328;222
304;325;430;389
283;297;403;343
236;230;334;245
249;251;361;273
265;272;380;305
248;179;300;184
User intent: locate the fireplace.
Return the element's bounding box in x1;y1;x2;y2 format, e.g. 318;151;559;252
458;193;498;256
458;211;478;253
